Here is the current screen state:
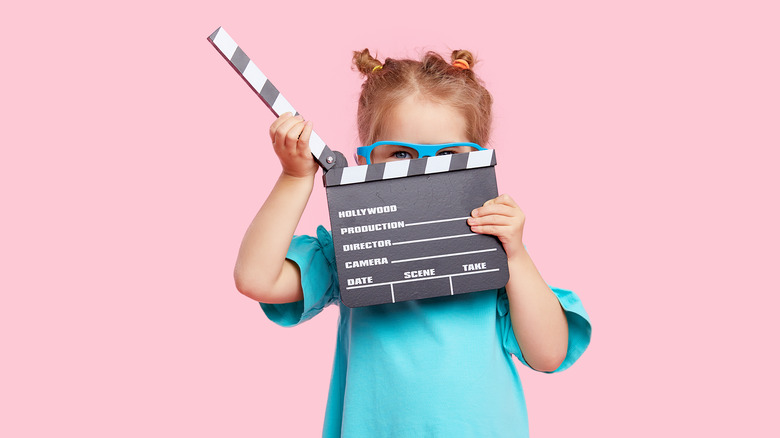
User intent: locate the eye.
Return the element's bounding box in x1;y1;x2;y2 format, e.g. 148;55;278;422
436;146;479;156
370;144;418;163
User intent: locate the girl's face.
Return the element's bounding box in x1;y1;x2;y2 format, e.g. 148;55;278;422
357;95;472;165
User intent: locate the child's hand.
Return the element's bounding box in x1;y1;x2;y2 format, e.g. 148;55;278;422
468;194;526;259
269;112;318;178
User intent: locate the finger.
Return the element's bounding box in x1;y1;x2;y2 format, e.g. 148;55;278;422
482;194;518;209
298;120;313;145
471;203;517;218
274;116;304;148
496;194;519;208
284;120;308;150
472;197;496;216
469;224;513;237
271;113;297;144
269;112;294;140
468;214;514;227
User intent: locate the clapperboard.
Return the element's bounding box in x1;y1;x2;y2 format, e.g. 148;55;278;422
209;27;509;307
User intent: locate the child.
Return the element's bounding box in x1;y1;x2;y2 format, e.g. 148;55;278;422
234;49;591;437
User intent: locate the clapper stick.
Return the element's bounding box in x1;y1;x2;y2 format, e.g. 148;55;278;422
207;27;338;171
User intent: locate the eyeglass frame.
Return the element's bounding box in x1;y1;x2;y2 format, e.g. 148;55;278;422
356;141;487;165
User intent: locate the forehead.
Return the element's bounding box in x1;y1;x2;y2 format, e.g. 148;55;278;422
382;95;469;144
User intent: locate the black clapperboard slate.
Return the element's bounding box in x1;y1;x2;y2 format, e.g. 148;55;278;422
208;27;509;307
324;152;509;307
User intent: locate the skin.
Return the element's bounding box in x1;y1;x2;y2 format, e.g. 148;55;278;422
357;97;477;164
234;94;569;372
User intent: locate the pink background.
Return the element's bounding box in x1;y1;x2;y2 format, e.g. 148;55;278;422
2;0;778;436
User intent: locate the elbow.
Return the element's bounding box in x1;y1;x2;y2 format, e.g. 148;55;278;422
516;328;569;372
529;352;566;373
234;268;270;302
234;275;258;301
523;340;568;373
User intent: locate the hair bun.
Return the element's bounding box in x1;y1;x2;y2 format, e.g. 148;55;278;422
451;50;476;69
353;49;383;76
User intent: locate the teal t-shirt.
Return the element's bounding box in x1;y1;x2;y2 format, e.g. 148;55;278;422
261;226;591;437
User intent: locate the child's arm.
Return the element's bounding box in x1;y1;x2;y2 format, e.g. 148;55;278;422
468;195;569;372
234;113;319;304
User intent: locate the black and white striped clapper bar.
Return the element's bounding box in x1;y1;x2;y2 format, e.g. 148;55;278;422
207;27;337;171
208;27;509;307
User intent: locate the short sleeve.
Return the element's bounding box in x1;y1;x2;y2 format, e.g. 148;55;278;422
260;225;340;327
497;286;591;373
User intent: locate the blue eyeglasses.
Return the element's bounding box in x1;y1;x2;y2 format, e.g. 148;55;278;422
356;141;487;165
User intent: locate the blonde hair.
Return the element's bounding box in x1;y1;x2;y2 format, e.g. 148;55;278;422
352;49;493;146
